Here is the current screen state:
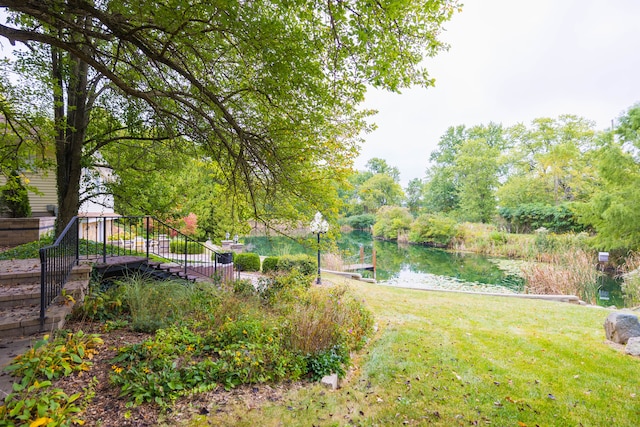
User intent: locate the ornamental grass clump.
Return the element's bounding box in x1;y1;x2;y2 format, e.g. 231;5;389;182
521;248;600;303
286;285;373;356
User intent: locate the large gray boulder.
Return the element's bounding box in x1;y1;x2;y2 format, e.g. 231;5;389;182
604;312;640;344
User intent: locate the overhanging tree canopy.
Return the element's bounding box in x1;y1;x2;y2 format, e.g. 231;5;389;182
0;0;459;234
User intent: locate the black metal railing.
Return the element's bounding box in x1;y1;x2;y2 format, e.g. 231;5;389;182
39;215;233;328
39;217;79;327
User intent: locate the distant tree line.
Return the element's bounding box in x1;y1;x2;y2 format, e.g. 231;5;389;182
341;104;640;251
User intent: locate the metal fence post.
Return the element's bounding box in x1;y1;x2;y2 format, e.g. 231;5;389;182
39;249;47;329
145;216;150;260
184;238;188;275
102;217;107;263
75;219;80;265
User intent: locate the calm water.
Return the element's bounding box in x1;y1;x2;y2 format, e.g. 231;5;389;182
243;231;623;306
244;231;523;291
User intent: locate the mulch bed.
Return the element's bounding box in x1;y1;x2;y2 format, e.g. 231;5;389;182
38;321;307;426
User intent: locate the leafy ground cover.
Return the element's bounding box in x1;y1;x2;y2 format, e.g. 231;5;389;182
1;272;372;426
185;276;640;426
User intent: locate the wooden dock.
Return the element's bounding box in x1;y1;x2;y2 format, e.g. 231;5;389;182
344;263;375;271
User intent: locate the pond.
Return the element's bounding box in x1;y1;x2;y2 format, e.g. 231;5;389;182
243;231;623;306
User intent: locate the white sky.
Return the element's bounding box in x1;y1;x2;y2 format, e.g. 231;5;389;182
356;0;640;186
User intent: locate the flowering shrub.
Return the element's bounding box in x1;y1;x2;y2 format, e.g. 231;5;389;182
181;212;198;236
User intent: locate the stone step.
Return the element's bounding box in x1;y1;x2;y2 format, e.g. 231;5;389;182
0;283;40;309
0;260;90;337
0;264;91;310
0;261;91;284
0;260;41;286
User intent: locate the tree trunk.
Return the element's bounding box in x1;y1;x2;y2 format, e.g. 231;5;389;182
53;47;88;237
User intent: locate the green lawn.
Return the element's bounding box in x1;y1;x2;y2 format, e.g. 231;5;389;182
181;274;640;426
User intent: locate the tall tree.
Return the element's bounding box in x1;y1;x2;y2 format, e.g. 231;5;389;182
454;138;500;223
0;0;459;235
499;115;596;208
358;173;404;213
404;177;424;216
365;157;401;183
576;104;640;250
423;123;503;218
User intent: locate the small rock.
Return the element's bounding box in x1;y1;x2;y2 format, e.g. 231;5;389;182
625;337;640;356
321;373;339;390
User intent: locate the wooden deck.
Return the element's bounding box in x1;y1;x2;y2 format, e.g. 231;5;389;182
89;255;234;283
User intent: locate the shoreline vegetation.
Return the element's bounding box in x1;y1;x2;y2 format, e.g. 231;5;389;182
347;219;639;308
238;221;640;307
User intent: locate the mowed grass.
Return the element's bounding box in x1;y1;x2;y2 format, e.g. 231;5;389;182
180;275;640;427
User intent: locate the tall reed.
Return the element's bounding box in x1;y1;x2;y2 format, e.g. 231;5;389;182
521;248;600;304
321;252;345;271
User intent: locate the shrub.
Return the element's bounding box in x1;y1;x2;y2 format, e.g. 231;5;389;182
343;214;376;230
499;203;584;234
232;279;255;297
169;240;205;254
277;254;317;275
306;345;350;380
262;256;279;273
372;206;412;240
534;228;558;254
489;230;508;244
71;282;129;322
0;171;31;217
286;285;373;355
234;252;261;272
408;213;458;247
257;270;312;308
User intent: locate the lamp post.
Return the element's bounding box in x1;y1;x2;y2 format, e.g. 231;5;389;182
310;211;329;284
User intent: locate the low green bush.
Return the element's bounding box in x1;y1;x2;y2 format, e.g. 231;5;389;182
408;213;458;246
71;282;129;322
0;171;32;217
234;252;261;272
306;344;350;381
343;214;376;230
372;206;413;240
277;254;317;275
262;256;279;273
169;240;205;254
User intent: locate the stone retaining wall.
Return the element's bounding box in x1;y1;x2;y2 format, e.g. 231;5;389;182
0;217;55;246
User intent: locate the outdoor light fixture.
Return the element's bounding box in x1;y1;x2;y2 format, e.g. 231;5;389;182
310;211;329;284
